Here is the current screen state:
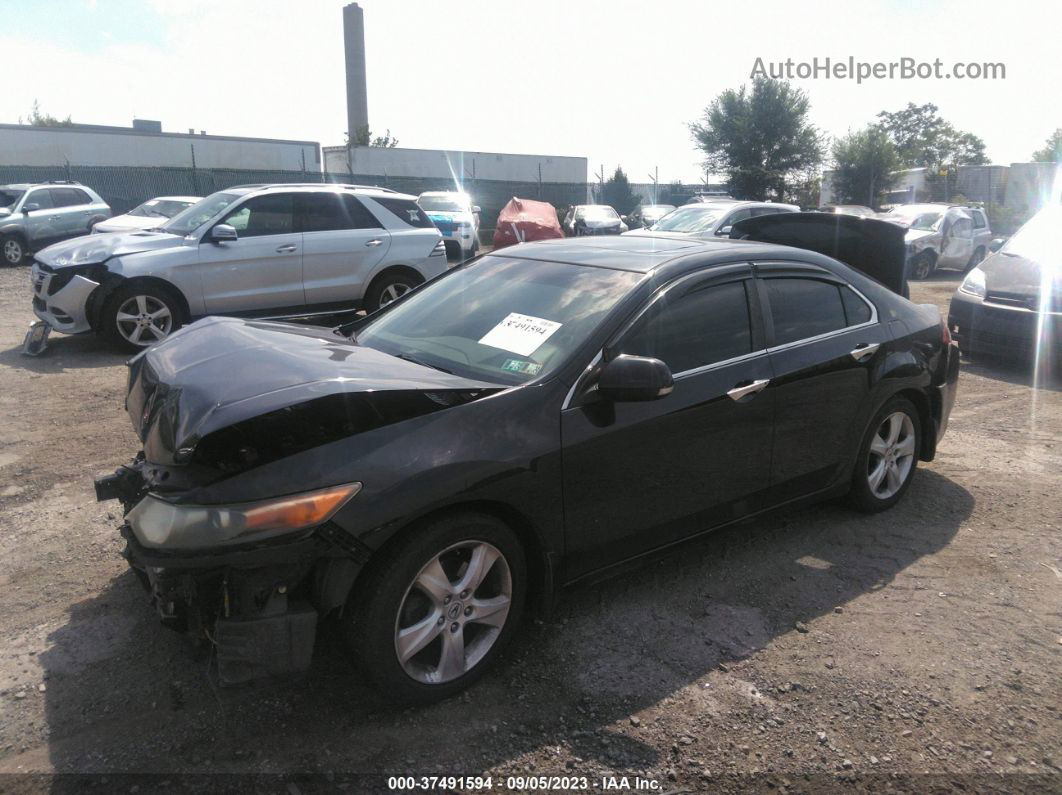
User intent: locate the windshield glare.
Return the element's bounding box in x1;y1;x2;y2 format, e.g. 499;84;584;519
577;206;618;219
128;199;195;219
355;256;642;385
419;196;470;213
1001;203;1060;263
161;192;241;235
651;206;720;233
0;190;24;209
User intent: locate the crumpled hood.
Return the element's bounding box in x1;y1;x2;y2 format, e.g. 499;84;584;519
36;230;185;267
904;228;938;245
981;252;1062;304
126;316;501;468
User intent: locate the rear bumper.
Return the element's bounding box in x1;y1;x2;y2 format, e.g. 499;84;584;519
948;290;1062;359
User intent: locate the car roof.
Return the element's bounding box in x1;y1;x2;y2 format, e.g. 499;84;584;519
492;233;822;274
1;184;32;191
419;191;468;197
145;195;201;203
224;183;416;201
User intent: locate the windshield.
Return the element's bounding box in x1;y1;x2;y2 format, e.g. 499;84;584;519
642;205;675;218
577;206;619;219
355;256;642;385
0;189;24;209
1001;203;1060;263
160;192;241;235
128;199;196;219
651;206;721;233
419;196;469;213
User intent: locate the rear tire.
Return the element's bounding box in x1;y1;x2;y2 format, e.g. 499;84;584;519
100;282;185;353
342;512;526;704
1;234;26;266
364;271;423;313
847;397;922;513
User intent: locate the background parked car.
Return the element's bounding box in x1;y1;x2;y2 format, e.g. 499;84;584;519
883;203;993;280
624;200;799;239
948;202;1061;362
492;197;564;250
817;204;877;218
562;205;628;236
0;181;111;265
625;204;676;229
417;191;481;261
29;184;446;351
93;196;201;233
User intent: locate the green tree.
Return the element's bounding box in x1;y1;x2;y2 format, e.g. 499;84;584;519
830;127;901;207
690;78;824;201
20;99;73;127
602;166;641;214
1031;129;1062;163
875;102;987;168
346;125;399;147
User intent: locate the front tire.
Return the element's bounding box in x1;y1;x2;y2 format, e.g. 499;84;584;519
847;397;921;513
1;234;26;266
909;251;936;280
342;512;527;704
100;283;185;352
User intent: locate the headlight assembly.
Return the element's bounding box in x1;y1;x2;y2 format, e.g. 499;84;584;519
958;266;987;299
128;483;361;550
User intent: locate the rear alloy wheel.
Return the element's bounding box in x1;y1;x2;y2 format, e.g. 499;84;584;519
847;397;921;513
101;284;184;352
910;251;936;280
343;513;526;704
2;236;25;266
365;272;423;313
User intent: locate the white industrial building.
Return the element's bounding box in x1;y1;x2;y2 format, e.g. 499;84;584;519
0;121;320;172
323;145;587;185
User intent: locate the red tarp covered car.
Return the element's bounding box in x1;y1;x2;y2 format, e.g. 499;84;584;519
492;197;564;250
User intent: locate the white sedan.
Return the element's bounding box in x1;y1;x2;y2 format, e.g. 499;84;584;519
93;196;201;233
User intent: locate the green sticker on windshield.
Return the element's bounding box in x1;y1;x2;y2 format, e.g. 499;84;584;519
501;358;542;376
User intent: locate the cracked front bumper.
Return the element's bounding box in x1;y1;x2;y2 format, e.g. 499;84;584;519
30;262;98;334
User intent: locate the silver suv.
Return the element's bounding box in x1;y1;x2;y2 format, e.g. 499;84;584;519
29;184;446;352
1;181;111;265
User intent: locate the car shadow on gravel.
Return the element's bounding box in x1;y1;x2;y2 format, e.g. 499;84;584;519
0;334;127;373
36;468;973;784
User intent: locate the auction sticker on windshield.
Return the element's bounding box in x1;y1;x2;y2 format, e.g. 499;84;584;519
479;313;561;356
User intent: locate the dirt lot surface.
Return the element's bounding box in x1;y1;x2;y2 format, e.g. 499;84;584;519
0;264;1058;793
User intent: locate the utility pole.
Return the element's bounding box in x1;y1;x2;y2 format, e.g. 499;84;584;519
538;162;542;198
647;166;658;204
594;164;605;203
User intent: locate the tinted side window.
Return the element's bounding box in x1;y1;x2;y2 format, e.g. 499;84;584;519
73;188;93;205
620;281;753;373
971;210;986;229
222;194;295;237
372;196;435;228
52;188;85;207
840;286;873;325
300;193;348;232
25;190;54;210
766;278;847;346
342;195;382;229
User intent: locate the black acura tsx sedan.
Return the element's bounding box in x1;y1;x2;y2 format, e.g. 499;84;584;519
95;214;958;702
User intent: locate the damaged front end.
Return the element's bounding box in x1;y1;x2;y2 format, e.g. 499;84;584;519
96;316;500;684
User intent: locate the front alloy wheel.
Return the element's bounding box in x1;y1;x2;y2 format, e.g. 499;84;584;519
2;237;24;266
867;411;916;500
115;294;173;347
343;512;526;703
395;541;512;684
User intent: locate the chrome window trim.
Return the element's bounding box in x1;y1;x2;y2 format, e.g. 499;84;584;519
760;274;879;353
673;348;768;381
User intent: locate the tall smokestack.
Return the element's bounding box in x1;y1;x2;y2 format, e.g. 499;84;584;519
343;2;369;143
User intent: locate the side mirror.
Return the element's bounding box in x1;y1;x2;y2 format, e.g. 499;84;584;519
716;225;732;237
22;203;40;213
472;205;481;214
621;215;629;223
210;223;238;243
597;354;673;402
988;238;1004;253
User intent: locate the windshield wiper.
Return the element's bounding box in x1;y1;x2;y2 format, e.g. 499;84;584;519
394;352;453;374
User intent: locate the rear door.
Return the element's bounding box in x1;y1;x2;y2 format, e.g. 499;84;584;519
199;192;305;314
299;192;389;307
50;187;93;239
757;265;889;501
561;269;775;577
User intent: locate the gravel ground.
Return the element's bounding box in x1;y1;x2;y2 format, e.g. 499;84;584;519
0;264;1058;793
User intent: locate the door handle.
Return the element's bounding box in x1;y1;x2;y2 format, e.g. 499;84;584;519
275;244;297;253
365;238;383;247
849;343;880;362
727;378;770;401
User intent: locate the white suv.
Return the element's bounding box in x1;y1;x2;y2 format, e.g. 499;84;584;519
29;184;446;351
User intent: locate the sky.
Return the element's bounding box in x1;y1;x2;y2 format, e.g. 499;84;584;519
1;0;1058;184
